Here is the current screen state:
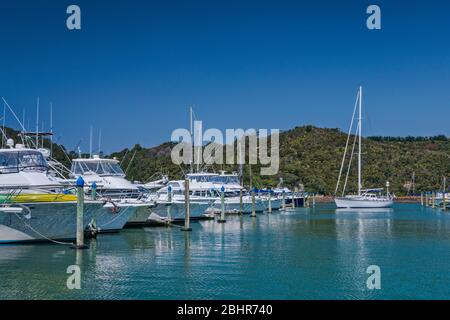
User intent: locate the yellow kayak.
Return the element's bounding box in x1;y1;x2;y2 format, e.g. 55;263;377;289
0;193;78;203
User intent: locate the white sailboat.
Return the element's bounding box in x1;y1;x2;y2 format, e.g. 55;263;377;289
334;86;393;209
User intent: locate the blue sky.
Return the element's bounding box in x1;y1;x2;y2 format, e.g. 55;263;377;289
0;0;449;153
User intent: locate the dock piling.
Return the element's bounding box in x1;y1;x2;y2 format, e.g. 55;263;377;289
443;191;446;211
443;177;447;211
432;192;436;209
268;188;272;214
218;186;226;223
72;176;87;249
167;185;172;223
251;188;256;217
91;182;97;200
281;190;286;211
239;187;243;215
88;182;98;238
181;179;192;231
291;191;295;209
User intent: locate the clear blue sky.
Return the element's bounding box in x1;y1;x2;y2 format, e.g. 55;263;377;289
0;0;449;154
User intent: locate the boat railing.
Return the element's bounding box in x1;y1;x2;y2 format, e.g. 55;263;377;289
0;186;25;204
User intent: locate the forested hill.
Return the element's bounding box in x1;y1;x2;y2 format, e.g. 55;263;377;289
110;126;450;195
3;125;450;195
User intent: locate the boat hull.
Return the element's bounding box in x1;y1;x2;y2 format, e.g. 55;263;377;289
237;199;266;214
0;201;102;244
125;205;154;226
94;203;139;232
151;202;210;221
209;197;267;214
334;197;393;208
261;198;282;211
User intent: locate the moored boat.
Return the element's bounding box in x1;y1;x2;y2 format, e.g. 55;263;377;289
67;155;155;231
334;87;393;209
0;142;104;243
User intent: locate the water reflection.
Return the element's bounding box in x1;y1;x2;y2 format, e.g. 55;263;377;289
2;204;450;299
333;208;394;298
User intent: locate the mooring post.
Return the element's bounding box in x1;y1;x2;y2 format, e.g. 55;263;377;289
91;182;97;200
239;187;243;215
291;191;295;209
281;190;286;211
218;186;226;223
432;192;436;209
181;179;192;231
268;188;272;213
425;193;429;207
443;191;446;210
167;185;172;223
72;176;87;249
251;188;256;217
443;177;447;211
312;193;316;208
420;192;423;206
89;182;98;237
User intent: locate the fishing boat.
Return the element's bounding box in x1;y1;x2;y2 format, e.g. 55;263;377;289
334;87;393;209
187;172;268;214
0;143;103;243
68;155;154;231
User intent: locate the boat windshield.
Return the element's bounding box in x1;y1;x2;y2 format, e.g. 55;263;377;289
0;150;48;173
72;160;125;176
211;175;240;185
187;174;217;183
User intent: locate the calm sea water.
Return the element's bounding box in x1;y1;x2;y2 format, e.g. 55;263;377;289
1;203;450;300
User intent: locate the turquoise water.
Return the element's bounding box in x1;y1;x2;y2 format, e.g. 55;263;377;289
1;203;450;300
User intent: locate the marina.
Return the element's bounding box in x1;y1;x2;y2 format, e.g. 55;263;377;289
0;87;449;301
1;0;450;304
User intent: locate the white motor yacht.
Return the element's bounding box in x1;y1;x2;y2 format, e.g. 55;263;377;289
0;142;103;243
68;155;154;231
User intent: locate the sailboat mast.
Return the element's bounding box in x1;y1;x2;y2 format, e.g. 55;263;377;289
36;96;39;149
98;128;102;155
2;102;5;148
89;125;93;159
189;107;194;173
358;86;362;196
50;103;53;158
190;106;193;173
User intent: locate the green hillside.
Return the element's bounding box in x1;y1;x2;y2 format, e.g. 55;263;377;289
111;125;450;195
2;125;449;195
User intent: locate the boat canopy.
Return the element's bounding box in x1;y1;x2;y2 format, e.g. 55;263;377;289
0;150;48;174
71;159;125;176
